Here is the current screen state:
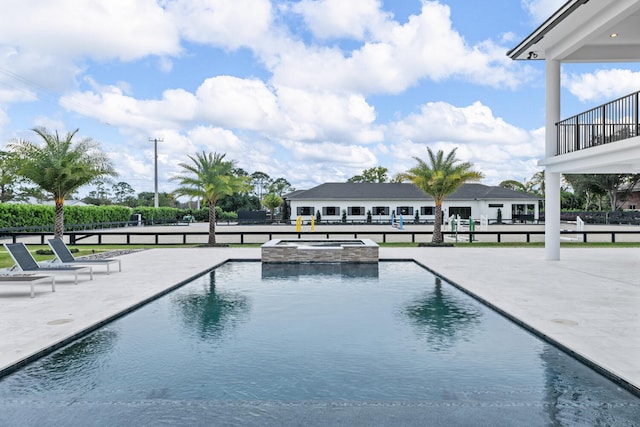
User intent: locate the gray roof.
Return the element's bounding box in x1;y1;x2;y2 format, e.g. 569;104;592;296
286;183;540;201
282;189;307;199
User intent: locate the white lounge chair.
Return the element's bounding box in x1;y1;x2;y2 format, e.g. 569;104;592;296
47;238;121;274
4;243;92;284
0;274;55;298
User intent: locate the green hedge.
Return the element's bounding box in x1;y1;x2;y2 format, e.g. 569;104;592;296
0;203;240;228
173;207;237;222
0;204;55;228
0;204;132;229
64;205;132;224
132;207;180;224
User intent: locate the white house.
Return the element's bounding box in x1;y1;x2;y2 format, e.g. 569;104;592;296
508;0;640;259
285;183;540;224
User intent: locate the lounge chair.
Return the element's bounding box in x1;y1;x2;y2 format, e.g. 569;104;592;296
47;238;121;274
4;243;92;284
0;274;55;298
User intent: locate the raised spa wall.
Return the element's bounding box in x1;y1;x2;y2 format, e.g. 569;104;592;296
261;239;379;263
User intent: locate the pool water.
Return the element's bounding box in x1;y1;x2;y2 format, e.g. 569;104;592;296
0;262;638;426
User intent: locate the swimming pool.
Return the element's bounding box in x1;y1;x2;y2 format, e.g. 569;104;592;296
0;261;638;426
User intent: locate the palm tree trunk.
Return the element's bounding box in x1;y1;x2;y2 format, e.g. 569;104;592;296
54;198;64;238
208;202;217;245
433;203;443;244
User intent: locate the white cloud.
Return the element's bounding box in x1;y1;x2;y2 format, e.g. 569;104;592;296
0;0;180;61
279;140;379;188
166;0;273;49
60;74;385;147
392;101;530;145
0;108;8;128
0;47;81;101
521;0;565;23
564;69;640;103
0;86;35;104
282;139;377;166
292;0;392;40
276;87;384;143
32;117;67;133
196;76;280;131
387;101;544;185
60;86;183;132
186;126;247;157
271;1;529;94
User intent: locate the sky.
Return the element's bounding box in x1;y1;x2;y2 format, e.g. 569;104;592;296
1;0;640;198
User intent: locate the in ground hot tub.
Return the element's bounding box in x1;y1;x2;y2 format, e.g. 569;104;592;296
261;239;379;263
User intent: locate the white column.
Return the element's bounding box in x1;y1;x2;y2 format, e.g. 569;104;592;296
545;172;561;259
545;59;561;260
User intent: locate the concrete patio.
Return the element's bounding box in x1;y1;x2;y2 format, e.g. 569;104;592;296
0;245;638;397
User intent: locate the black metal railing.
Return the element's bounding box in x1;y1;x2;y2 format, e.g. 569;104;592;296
0;221;134;234
557;90;640;155
2;229;640;245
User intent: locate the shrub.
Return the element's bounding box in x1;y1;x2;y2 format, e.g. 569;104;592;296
0;204;131;229
133;207;179;224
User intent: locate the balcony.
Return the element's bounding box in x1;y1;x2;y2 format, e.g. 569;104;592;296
556;91;640;156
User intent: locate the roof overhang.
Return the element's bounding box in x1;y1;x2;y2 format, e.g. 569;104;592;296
508;0;640;62
539;136;640;173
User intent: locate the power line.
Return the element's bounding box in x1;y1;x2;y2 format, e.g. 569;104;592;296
0;66;115;127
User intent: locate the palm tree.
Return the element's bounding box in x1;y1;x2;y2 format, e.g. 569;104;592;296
404;279;482;351
172;151;248;245
262;193;283;223
401;147;483;244
8;127;116;238
0;151;18;202
173;270;250;341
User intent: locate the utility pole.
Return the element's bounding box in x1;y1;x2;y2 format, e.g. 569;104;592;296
149;137;163;208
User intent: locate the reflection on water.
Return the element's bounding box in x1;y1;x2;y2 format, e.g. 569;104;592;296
6;329;118;395
262;262;379;279
404;278;482;351
540;345;640;425
171;270;250;341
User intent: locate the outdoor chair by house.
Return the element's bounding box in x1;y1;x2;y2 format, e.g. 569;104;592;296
4;243;93;285
47;238;122;274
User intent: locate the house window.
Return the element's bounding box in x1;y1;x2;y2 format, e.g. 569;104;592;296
396;206;414;216
322;206;340;216
629;204;637;210
488;203;503;208
296;206;314;216
348;206;365;216
449;206;471;219
420;206;434;215
372;206;389;215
